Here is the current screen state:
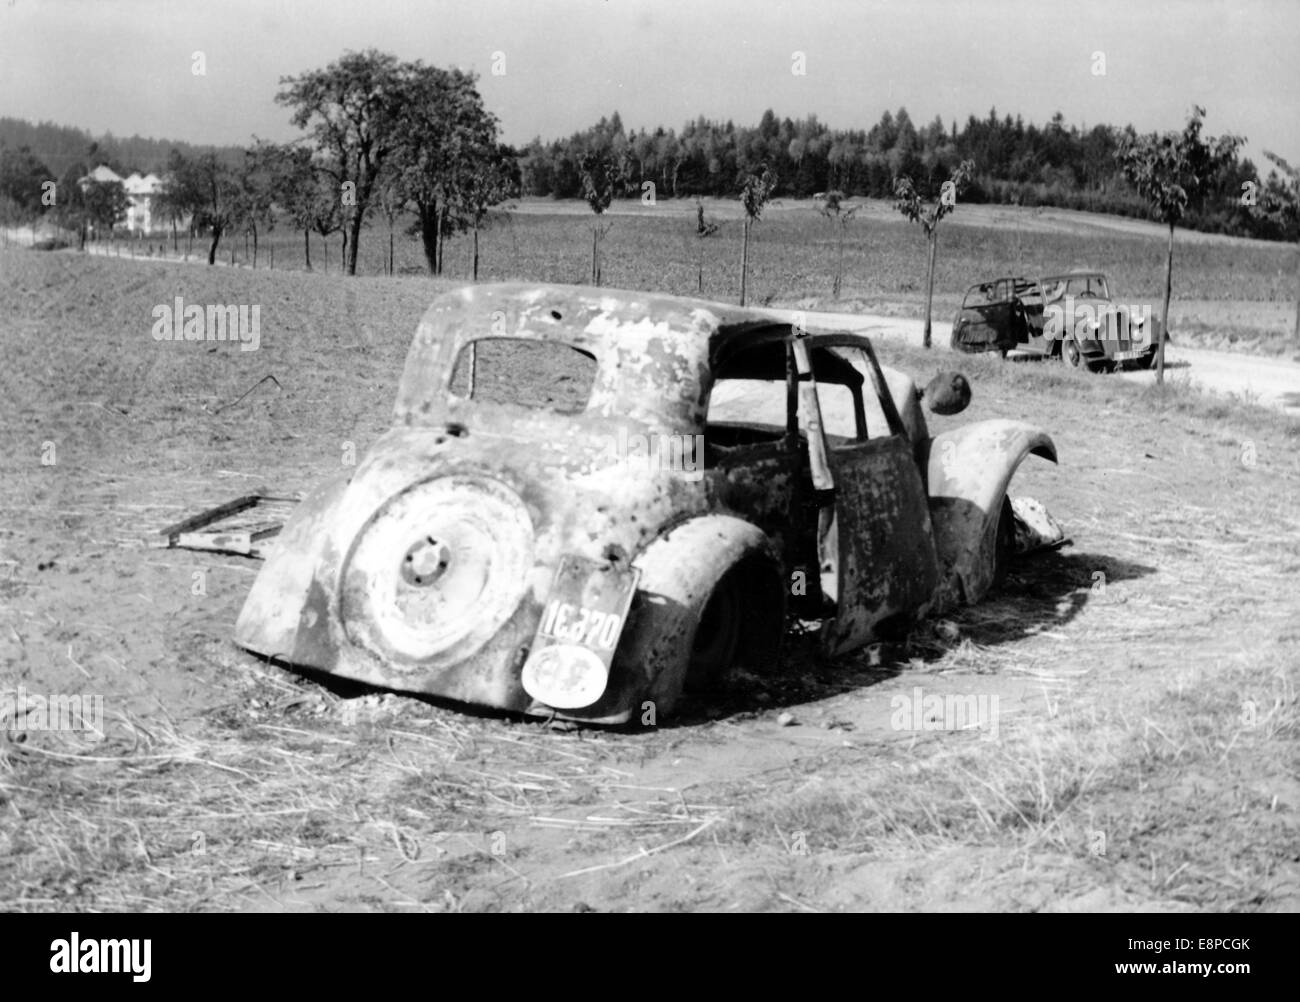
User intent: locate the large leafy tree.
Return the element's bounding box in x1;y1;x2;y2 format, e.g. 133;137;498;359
893;159;974;348
0;145;53;221
177;152;241;265
1116;108;1242;382
388;64;500;276
81;178;130;242
155;150;201;254
54;161;89;246
276;49;411;276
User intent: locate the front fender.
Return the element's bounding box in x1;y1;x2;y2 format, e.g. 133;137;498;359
921;420;1057;607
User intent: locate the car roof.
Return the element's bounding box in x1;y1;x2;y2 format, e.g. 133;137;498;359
416;282;799;361
394;283;823;431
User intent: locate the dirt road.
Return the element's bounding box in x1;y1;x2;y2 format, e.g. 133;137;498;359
765;308;1300;417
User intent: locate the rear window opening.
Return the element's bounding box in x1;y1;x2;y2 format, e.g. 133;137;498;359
449;338;597;413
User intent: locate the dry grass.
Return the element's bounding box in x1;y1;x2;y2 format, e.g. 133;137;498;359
2;243;1297;912
710;647;1297;910
1;650;625;911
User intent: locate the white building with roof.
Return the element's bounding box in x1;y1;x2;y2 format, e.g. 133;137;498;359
123;172;162;233
80;165;164;233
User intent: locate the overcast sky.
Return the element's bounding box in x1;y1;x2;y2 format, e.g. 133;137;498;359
2;0;1295;169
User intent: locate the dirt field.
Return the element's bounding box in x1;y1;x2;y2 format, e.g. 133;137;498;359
2;247;1297;912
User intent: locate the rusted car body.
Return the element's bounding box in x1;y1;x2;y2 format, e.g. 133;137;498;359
235;284;1058;724
952;271;1161;371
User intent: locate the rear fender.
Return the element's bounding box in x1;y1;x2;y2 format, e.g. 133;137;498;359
559;515;784;723
921;420;1057;608
233;471;352;668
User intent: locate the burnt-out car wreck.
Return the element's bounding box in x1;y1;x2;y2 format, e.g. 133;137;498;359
235;284;1061;724
952;271;1162;371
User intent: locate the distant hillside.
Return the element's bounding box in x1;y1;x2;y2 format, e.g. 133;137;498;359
0;118;245;178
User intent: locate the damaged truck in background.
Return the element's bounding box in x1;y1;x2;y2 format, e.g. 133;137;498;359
233;283;1062;724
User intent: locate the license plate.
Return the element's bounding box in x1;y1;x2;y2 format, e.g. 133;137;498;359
1114;349;1144;361
522;555;640;709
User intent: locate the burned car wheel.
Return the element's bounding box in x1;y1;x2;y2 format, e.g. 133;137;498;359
340;475;534;670
992;494;1015;588
633;517;786;713
685;569;744;691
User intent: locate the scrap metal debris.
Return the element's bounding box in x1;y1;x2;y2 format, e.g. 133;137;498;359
1011;496;1069;555
157;494;300;558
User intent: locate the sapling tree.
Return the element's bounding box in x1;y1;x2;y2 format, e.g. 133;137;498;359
893;159;974;348
578;151;621;285
693;197;719;293
738;165;778;306
454;144;518;282
816;190;863;300
1116;107;1242;382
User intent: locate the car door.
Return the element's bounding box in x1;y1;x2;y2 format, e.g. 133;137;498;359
796;334;939;656
1016;279;1053;356
954;280;1014;352
703;334;810;572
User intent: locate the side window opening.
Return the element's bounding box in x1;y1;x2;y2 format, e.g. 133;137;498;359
706;338;791;453
448;338;597;413
812;345;892;445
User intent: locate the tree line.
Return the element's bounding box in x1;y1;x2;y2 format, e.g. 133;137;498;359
520;107;1297;242
1;50;1296;280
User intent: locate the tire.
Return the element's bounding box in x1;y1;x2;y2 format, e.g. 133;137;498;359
685;569;744;692
1061;333;1084;369
1136;351;1157;371
992;494;1015;588
631;517;786;716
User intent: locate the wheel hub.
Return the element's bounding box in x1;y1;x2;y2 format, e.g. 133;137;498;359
401;536;451;586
